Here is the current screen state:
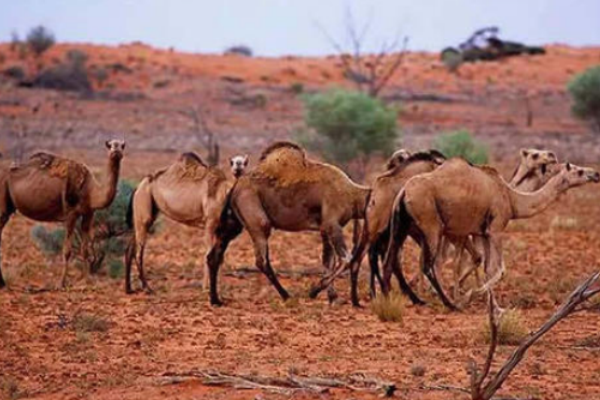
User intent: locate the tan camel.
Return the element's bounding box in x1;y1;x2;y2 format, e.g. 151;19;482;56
382;159;599;310
310;148;558;306
0;140;126;288
205;142;370;306
124;152;246;293
448;149;560;293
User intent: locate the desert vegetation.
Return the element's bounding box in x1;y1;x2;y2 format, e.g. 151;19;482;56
0;21;599;400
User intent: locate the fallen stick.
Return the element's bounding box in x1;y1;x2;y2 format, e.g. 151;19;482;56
155;369;395;396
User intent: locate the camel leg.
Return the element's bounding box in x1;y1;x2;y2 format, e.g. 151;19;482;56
80;213;94;275
124;238;135;294
381;228;424;305
129;184;156;294
479;233;505;292
320;232;338;304
0;213;12;289
368;245;381;298
421;230;458;311
244;212;289;301
59;215;77;289
206;219;242;306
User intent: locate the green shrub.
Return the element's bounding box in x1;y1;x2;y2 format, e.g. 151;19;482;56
299;88;399;168
31;49;91;92
433;130;488;164
290;82;304;94
31;181;136;274
441;48;463;73
26;26;55;57
568;66;600;132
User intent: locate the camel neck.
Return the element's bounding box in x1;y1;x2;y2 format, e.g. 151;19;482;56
90;156;121;210
509;162;530;188
509;173;565;219
351;185;371;219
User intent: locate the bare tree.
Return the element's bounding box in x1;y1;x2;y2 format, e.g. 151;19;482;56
469;272;600;400
179;106;220;166
315;6;408;98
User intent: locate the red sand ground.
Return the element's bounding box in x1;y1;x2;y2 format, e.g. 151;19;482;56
1;43;600;399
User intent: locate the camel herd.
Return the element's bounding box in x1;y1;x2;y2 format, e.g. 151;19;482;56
0;140;598;311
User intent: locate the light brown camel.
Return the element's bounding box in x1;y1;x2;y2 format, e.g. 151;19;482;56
382;159;599;310
310;148;558;306
124;152;246;293
205;142;370;306
448;148;560;293
0;140;126;288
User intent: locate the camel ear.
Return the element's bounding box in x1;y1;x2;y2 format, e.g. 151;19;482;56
105;140;111;149
566;162;572;171
520;148;529;157
121;141;126;150
229;158;234;166
243;155;249;165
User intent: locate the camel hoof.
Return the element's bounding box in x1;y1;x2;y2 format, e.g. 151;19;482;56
143;286;155;295
308;286;321;299
125;288;135;295
210;298;224;307
351;300;362;308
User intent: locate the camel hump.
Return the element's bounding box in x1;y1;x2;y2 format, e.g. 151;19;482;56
179;152;207;167
476;165;506;183
380;150;446;178
259;141;306;161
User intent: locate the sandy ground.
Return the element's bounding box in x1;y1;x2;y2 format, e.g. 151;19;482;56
1;43;600;399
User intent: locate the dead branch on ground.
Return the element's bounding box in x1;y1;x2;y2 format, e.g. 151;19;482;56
155;369;396;397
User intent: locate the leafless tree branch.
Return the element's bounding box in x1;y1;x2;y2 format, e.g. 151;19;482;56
469;271;600;400
178;106;220;166
314;5;409;97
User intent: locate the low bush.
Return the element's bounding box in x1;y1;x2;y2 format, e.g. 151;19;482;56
370;291;404;323
31;181;135;274
26;25;55;57
482;308;528;345
224;45;253;57
433;129;488;164
568;66;600;132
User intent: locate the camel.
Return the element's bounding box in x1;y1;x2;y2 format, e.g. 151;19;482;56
309;148;558;306
381;159;599;310
230;155;249;178
205;141;370;306
124;152;247;293
385;149;413;170
0;140;126;288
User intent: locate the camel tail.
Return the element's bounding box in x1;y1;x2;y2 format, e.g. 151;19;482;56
126;186;136;230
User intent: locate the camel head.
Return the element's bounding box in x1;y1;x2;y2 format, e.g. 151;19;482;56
105;139;126;161
230;154;249;178
555;162;600;190
385;149;412;170
520;148;557;175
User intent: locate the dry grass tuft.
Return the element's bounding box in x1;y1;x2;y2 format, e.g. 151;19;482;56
550;216;579;231
72;313;110;333
482;308;528;345
370;291;404;323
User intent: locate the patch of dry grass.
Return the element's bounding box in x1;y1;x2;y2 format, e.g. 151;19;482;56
482;308;529;345
72;312;110;333
370;291;404;323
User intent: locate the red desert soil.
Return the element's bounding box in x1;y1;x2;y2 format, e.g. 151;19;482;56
1;43;600;399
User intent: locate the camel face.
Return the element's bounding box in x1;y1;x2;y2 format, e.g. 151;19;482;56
106;139;126;161
561;163;600;187
386;149;412;170
230;155;249;178
520;148;557;174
